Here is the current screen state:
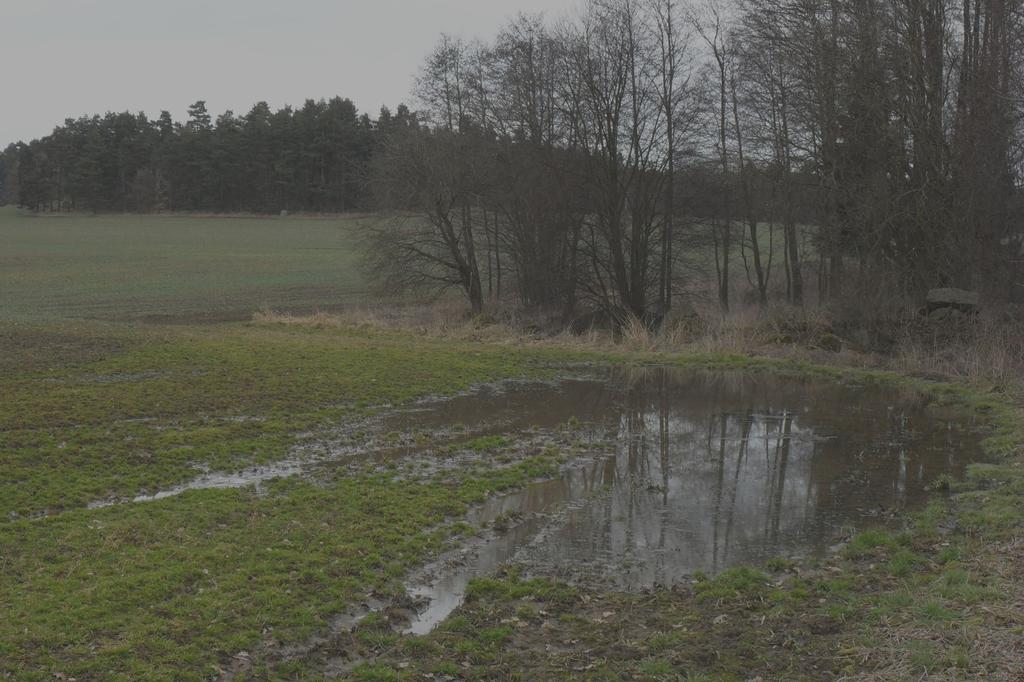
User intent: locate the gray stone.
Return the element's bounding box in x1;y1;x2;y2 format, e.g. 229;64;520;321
926;288;979;313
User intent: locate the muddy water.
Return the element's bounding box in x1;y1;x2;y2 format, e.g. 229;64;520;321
400;367;982;633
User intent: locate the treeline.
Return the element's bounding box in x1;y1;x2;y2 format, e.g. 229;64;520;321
0;99;417;213
4;0;1022;324
370;0;1024;321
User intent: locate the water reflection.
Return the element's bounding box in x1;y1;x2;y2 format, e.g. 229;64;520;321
392;368;982;633
516;368;975;586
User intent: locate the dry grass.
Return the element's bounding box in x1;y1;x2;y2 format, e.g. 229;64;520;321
253;301;530;344
254;299;1024;395
255;301;826;351
892;313;1024;389
847;534;1024;681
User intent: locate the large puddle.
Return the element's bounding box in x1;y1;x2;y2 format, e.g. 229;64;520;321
76;365;982;642
396;367;983;633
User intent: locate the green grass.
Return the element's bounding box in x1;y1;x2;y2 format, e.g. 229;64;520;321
1;323;559;517
0;341;569;679
0;316;575;679
3;315;1019;678
0;207;372;321
0;211;576;678
2;207;1023;679
842;528;900;559
323;352;1024;680
694;567;770;601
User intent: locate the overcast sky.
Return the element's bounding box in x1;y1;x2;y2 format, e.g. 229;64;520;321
0;0;579;145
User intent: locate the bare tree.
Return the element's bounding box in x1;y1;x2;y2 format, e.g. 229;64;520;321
371;127;486;312
371;0;1024;325
692;1;735;311
650;0;691;314
736;0;803;302
416;35;470;133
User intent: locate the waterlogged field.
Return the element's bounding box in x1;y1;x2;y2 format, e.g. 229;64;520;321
0;321;571;678
2;209;1023;680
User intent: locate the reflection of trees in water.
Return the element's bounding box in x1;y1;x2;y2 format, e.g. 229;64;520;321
477;368;978;586
577;369;967;582
579;373;817;580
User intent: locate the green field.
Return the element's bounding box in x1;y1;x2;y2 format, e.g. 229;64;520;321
0;209;580;679
0;207;371;321
1;209;1022;680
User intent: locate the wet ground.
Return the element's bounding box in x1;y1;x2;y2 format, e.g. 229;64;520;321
84;365;983;643
368;367;984;634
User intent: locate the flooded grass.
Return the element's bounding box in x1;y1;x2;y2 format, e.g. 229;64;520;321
352;368;983;638
1;460;568;680
0;323;569;678
0;324;565;518
2;320;1023;679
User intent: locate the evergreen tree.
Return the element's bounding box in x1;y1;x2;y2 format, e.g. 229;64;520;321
4;96;400;214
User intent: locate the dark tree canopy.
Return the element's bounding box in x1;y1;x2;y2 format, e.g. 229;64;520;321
370;0;1024;321
0;98;416;214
